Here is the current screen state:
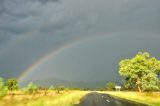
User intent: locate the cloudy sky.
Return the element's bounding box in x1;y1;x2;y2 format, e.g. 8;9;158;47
0;0;160;84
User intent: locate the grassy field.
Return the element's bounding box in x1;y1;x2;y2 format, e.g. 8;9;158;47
1;90;160;106
0;90;89;106
101;91;160;106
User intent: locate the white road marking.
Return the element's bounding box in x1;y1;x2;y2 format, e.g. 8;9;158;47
106;99;110;102
101;95;110;102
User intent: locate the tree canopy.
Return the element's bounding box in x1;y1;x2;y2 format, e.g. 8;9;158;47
6;78;19;91
119;52;160;92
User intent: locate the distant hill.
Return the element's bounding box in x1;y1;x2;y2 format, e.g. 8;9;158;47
19;78;120;89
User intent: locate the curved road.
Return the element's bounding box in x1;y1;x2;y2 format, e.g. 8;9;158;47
77;92;148;106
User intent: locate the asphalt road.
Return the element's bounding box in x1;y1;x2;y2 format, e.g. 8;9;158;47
77;92;148;106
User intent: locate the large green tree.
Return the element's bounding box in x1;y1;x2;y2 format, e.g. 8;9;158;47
6;78;19;91
119;52;160;92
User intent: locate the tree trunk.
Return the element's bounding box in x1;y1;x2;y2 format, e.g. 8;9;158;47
136;79;142;92
137;85;142;92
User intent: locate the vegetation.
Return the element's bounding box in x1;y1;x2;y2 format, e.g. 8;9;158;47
0;77;89;106
55;85;65;94
6;78;19;91
26;91;88;106
25;82;38;94
119;52;160;92
0;90;89;106
0;77;7;99
0;51;160;105
106;82;116;91
102;91;160;106
48;85;55;90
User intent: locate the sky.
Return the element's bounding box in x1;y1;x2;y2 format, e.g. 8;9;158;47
0;0;160;84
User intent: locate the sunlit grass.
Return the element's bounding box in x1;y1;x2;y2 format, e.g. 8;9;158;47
27;91;89;106
0;90;89;106
100;91;160;106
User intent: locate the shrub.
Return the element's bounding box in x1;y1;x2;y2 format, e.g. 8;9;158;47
0;77;7;99
106;82;116;91
26;82;38;94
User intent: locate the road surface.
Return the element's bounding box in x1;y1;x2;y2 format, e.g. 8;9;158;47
77;92;148;106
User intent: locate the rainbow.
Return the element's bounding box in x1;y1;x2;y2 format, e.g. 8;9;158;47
18;42;74;81
18;34;111;82
18;36;92;82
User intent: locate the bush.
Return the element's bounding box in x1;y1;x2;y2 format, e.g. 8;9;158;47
0;77;7;99
6;78;19;91
26;82;38;94
55;85;65;94
48;85;55;90
106;82;116;91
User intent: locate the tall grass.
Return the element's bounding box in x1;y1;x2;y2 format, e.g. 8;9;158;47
101;91;160;106
0;90;89;106
27;91;88;106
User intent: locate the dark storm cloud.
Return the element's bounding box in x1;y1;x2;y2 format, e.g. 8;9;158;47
0;0;160;82
0;0;5;14
0;0;159;38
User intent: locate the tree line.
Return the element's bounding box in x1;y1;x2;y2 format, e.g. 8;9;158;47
0;77;85;99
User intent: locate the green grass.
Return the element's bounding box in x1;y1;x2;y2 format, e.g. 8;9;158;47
27;91;88;106
0;90;89;106
101;91;160;106
3;90;160;106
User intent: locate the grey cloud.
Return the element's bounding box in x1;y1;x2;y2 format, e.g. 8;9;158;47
0;0;160;81
1;0;160;36
0;0;5;14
